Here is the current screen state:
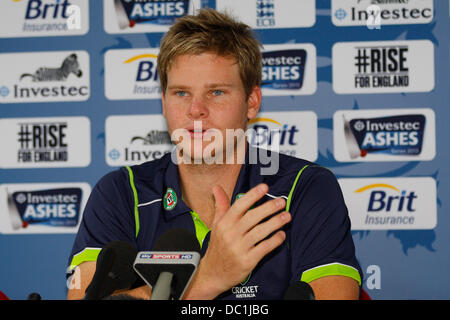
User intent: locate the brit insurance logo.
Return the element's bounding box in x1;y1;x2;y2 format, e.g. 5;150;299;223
333;108;435;162
0;116;91;168
216;0;315;29
0;51;90;103
0;182;91;234
105;48;160;100
332;40;434;94
247;111;318;162
0;0;89;38
104;0;201;34
261;44;316;96
106;114;173;166
332;0;433;27
338;177;437;230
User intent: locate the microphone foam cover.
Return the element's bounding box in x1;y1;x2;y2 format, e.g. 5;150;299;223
284;281;315;300
103;241;138;290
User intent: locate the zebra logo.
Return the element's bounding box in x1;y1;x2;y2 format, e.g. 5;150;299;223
19;53;83;82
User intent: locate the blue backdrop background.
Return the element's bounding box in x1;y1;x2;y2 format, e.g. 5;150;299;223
0;0;448;299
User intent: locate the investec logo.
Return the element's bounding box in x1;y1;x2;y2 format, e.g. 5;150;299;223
0;51;90;103
216;0;316;29
261;44;317;96
105;48;160;100
0;0;89;38
105;114;173;166
247;111;318;162
104;0;201;34
0;116;91;168
332;0;433;27
339;177;437;230
0;182;91;234
333;108;435;162
332;40;434;94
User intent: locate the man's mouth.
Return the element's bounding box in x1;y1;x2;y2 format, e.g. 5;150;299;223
189;128;206;138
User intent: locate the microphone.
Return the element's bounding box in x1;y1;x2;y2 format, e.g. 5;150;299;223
133;228;201;300
84;241;138;300
27;292;41;300
284;281;315;300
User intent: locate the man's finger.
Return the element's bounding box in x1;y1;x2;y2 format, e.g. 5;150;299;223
228;183;268;220
212;185;230;225
244;211;291;248
249;230;287;263
239;197;286;234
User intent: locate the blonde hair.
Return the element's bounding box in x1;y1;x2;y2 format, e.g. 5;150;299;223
157;8;262;98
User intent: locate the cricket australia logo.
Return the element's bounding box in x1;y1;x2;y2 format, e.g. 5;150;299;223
231;272;259;298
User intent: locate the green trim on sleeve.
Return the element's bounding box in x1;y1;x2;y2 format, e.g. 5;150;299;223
190;210;210;249
300;262;362;286
286;164;309;212
69;247;102;271
126;166;140;238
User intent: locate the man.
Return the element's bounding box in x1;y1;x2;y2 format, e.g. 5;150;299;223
67;8;362;300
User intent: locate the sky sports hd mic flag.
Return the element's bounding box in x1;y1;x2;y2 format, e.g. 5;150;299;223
133;228;201;300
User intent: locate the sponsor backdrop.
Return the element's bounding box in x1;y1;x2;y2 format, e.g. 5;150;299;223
0;0;448;300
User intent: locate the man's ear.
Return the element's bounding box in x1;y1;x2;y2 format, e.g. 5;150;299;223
161;91;167;118
247;86;262;120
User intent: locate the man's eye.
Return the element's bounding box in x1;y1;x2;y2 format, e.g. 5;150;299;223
176;91;187;97
212;90;224;96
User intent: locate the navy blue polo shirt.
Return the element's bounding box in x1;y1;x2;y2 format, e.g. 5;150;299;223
68;146;362;299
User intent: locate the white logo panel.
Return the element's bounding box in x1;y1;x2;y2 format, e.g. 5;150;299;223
332;40;434;94
0;0;89;38
106;114;173;166
339;177;437;230
104;0;202;34
216;0;316;29
333;108;435;162
261;43;317;96
0;50;90;103
247;111;318;162
0;116;91;168
105;48;161;100
332;0;434;27
0;182;91;234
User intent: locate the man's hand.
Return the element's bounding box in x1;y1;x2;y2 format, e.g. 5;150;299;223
183;183;290;299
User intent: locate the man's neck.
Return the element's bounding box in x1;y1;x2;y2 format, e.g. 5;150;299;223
178;161;242;228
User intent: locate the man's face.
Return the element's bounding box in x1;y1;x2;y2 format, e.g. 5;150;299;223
162;52;261;164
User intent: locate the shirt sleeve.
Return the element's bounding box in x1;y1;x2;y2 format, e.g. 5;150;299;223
67;168;136;271
287;166;363;286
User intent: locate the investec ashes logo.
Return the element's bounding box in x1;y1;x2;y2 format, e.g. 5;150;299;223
7;188;82;230
113;0;191;29
17;121;69;163
344;114;425;159
261;49;307;90
354;45;409;89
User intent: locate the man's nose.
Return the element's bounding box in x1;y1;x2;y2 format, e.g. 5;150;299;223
187;96;209;119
